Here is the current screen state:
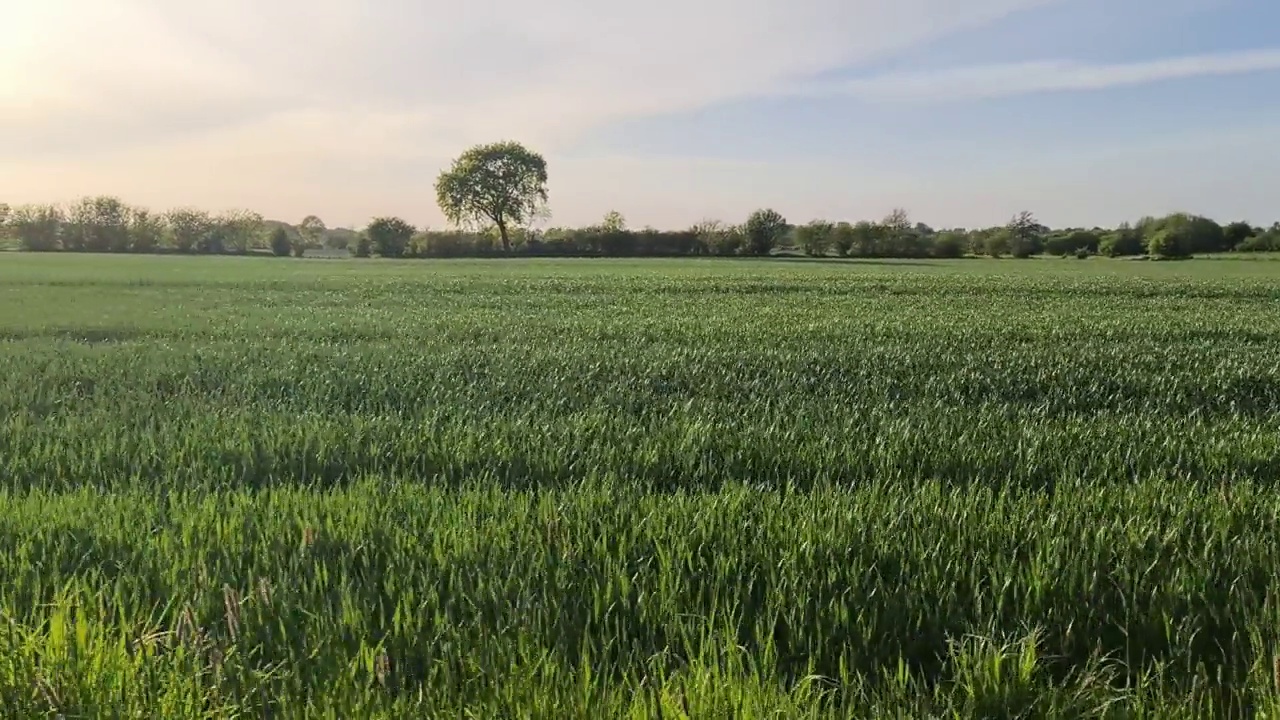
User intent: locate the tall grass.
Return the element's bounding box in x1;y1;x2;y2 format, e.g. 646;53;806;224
2;255;1280;715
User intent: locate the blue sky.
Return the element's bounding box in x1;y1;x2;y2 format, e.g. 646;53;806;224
2;0;1278;230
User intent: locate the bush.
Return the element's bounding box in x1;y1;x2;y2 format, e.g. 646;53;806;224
353;234;372;258
10;204;65;252
795;221;834;257
1075;248;1090;260
1146;229;1190;259
366;217;414;258
418;231;477;258
983;230;1010;258
1236;232;1279;253
1099;226;1145;257
831;223;856;257
270;227;292;257
743;209;787;256
932;232;965;258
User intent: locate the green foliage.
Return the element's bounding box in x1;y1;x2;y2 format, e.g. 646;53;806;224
1147;228;1190;259
270;226;293;257
366;217;414;258
435;141;549;251
1007;211;1043;258
1142;213;1225;255
1099;223;1144;257
1045;229;1101;256
165;208;214;254
795;220;834;257
1224;221;1256;249
877;209;921;257
297;215;326;258
932;231;966;258
830;222;856;257
353;232;372;258
743;208;787;256
600;210;626;233
691;220;742;256
66;196;131;252
984;228;1011;257
1236;229;1280;252
4;257;1280;714
214;210;266;254
9;204;65;251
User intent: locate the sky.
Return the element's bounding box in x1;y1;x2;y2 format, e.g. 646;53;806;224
2;0;1278;231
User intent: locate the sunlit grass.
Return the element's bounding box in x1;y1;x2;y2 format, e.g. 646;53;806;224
2;254;1280;716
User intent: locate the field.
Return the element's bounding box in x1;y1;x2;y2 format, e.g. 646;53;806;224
2;254;1280;717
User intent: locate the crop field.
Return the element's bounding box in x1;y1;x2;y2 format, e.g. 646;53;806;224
2;254;1280;717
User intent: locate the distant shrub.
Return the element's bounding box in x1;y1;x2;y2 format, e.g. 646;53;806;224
366;217;414;258
270;227;292;257
353;234;372;258
10;204;65;252
932;232;966;258
983;230;1010;258
1099;225;1145;257
1147;229;1190;259
1235;232;1279;253
795;220;834;257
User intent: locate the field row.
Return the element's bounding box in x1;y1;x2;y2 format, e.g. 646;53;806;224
2;481;1279;716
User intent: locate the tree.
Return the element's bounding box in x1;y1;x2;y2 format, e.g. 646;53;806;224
743;208;787;256
1096;223;1141;257
270;226;293;257
366;217;415;258
297;215;327;258
213;210;264;254
1147;228;1191;258
1224;221;1256;250
325;228;357;251
692;219;741;256
795;220;834;257
600;210;626;233
10;204;64;251
165;209;213;253
879;208;921;257
128;208;165;253
67;196;131;252
850;221;879;257
1007;211;1043;258
1140;213;1223;255
1045;229;1101;256
831;222;856;257
984;229;1012;257
353;232;372;258
436;141;549;251
932;231;966;258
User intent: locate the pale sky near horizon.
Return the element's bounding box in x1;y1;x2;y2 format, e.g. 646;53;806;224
2;0;1278;230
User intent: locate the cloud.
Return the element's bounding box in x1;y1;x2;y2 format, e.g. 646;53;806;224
812;48;1280;103
1;0;1055;157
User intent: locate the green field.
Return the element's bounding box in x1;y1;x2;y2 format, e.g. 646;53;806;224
3;254;1280;717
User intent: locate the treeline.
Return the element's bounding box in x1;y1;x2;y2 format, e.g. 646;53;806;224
3;197;1279;260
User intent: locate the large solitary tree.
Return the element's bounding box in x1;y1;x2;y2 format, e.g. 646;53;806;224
297;215;327;257
435;141;549;251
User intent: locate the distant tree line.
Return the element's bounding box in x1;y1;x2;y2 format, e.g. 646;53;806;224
3;140;1279;260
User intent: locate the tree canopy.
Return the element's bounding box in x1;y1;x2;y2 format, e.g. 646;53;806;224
435;141;549;251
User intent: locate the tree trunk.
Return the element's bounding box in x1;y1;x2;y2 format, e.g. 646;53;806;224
496;219;510;251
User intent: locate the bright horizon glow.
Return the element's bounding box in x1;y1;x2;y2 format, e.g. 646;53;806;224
2;0;1279;230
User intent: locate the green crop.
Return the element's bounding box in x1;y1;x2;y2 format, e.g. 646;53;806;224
2;254;1280;717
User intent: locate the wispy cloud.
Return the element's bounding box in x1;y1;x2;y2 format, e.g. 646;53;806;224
1;0;1055;156
812;48;1280;103
0;0;1055;223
